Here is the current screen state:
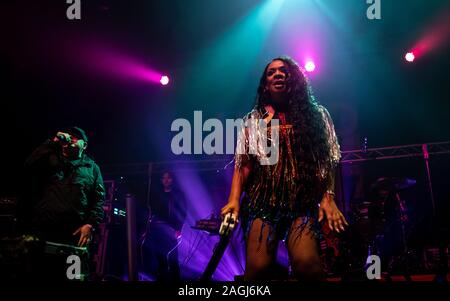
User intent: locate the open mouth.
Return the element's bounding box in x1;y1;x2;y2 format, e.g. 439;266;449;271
273;80;286;89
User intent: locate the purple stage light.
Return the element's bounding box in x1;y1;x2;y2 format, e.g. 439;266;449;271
75;43;166;85
160;75;170;86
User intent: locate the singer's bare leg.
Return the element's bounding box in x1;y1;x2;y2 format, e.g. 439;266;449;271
244;218;278;280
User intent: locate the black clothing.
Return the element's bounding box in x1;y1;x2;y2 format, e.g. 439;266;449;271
61;127;89;142
149;189;186;232
142;188;186;280
19;139;105;244
143;223;181;281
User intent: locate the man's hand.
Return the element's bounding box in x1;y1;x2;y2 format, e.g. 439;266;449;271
318;194;348;233
73;224;93;247
54;132;71;144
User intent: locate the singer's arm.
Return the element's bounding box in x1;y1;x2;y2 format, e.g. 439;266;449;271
24;139;63;169
53;132;71;144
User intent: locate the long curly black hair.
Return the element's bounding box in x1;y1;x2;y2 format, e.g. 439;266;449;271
254;56;335;200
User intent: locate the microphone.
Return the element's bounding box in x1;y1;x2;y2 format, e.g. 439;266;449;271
55;133;71;144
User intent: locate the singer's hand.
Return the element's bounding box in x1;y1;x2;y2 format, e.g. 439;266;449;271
221;199;240;222
53;132;71;144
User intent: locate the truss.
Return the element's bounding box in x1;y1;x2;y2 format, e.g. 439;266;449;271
340;141;450;163
102;142;450;176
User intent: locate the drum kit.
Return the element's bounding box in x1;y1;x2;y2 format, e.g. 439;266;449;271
335;176;419;279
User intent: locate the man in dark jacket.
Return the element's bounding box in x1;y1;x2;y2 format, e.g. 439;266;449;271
142;171;186;281
17;127;105;279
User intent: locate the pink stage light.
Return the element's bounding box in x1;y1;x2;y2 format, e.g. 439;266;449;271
74;43;167;85
304;60;316;72
410;8;450;59
405;52;415;62
160;75;170;86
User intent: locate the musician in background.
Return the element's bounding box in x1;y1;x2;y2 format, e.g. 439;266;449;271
142;170;186;281
17;127;105;279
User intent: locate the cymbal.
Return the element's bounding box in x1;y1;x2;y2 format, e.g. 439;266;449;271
371;177;416;191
